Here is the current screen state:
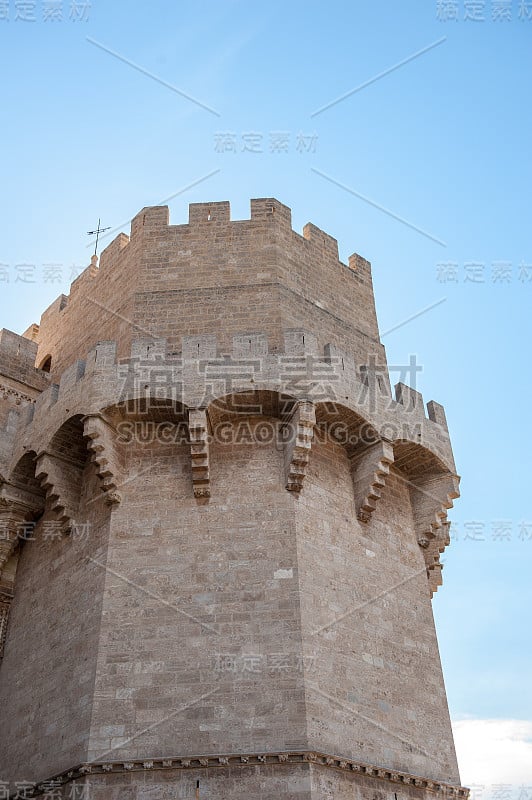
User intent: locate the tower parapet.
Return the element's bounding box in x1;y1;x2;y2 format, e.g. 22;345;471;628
0;200;466;799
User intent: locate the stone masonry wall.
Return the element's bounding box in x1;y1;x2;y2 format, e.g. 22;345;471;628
34;200;384;380
0;199;465;799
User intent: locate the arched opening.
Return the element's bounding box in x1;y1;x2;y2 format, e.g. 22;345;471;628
38;355;52;373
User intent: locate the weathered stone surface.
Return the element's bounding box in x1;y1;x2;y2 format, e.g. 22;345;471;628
0;200;465;798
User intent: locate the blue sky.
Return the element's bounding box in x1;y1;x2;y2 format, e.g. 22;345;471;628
1;0;531;786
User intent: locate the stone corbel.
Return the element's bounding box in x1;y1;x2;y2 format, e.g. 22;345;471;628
83;414;123;505
188;409;210;498
427;561;444;596
284;401;316;493
410;474;460;595
350;440;394;523
35;452;83;533
0;483;45;574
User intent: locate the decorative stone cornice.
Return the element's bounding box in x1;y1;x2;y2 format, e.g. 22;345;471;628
0;381;36;406
284;400;316;492
12;750;469;798
350;439;394;523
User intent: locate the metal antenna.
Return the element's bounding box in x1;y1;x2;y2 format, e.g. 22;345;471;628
87;218;111;257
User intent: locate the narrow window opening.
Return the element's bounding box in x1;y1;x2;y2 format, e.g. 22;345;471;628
39;355;52;373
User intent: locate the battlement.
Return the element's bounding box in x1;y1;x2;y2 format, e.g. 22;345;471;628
27;198;384;386
17;331;453;467
41;199;372;320
0;329;51;390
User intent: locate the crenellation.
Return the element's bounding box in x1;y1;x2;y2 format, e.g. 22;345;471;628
284;330;319;357
40;293;68;321
130;337;167;361
232;333;269;358
182;334;217;360
33;383;58;416
302;222;339;260
348;252;373;284
188;200;230;224
97;232;129;273
427;399;448;429
85;340;118;372
69;256;99;296
130;205;170;239
58;360;86;396
250;197;292;225
22;323;40;342
0;329;38;374
395;381;425;416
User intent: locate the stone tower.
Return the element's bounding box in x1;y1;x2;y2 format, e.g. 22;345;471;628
0;199;467;799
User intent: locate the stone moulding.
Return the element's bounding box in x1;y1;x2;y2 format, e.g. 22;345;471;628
0;382;36;406
17;750;469;798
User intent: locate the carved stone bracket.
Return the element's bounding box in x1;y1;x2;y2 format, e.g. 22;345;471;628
83;414;124;505
410;474;460;596
188;409;210;498
0;482;45;574
283;401;316;493
34;452;83;532
350;440;394;523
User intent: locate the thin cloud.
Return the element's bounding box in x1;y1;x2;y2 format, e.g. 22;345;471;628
453;718;532;785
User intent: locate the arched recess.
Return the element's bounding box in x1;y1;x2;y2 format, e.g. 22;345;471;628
314;400;394;522
393;439;460;594
34;415;92;533
207;389;301;494
37;354;52;373
205;391;394;512
100;395;189;499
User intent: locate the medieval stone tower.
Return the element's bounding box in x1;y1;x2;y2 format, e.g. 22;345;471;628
0;199;467;799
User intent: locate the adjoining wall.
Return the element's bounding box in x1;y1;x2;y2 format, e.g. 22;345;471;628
0;329;51;473
0;461;110;785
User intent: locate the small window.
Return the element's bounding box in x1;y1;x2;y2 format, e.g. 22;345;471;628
39;355;52;373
